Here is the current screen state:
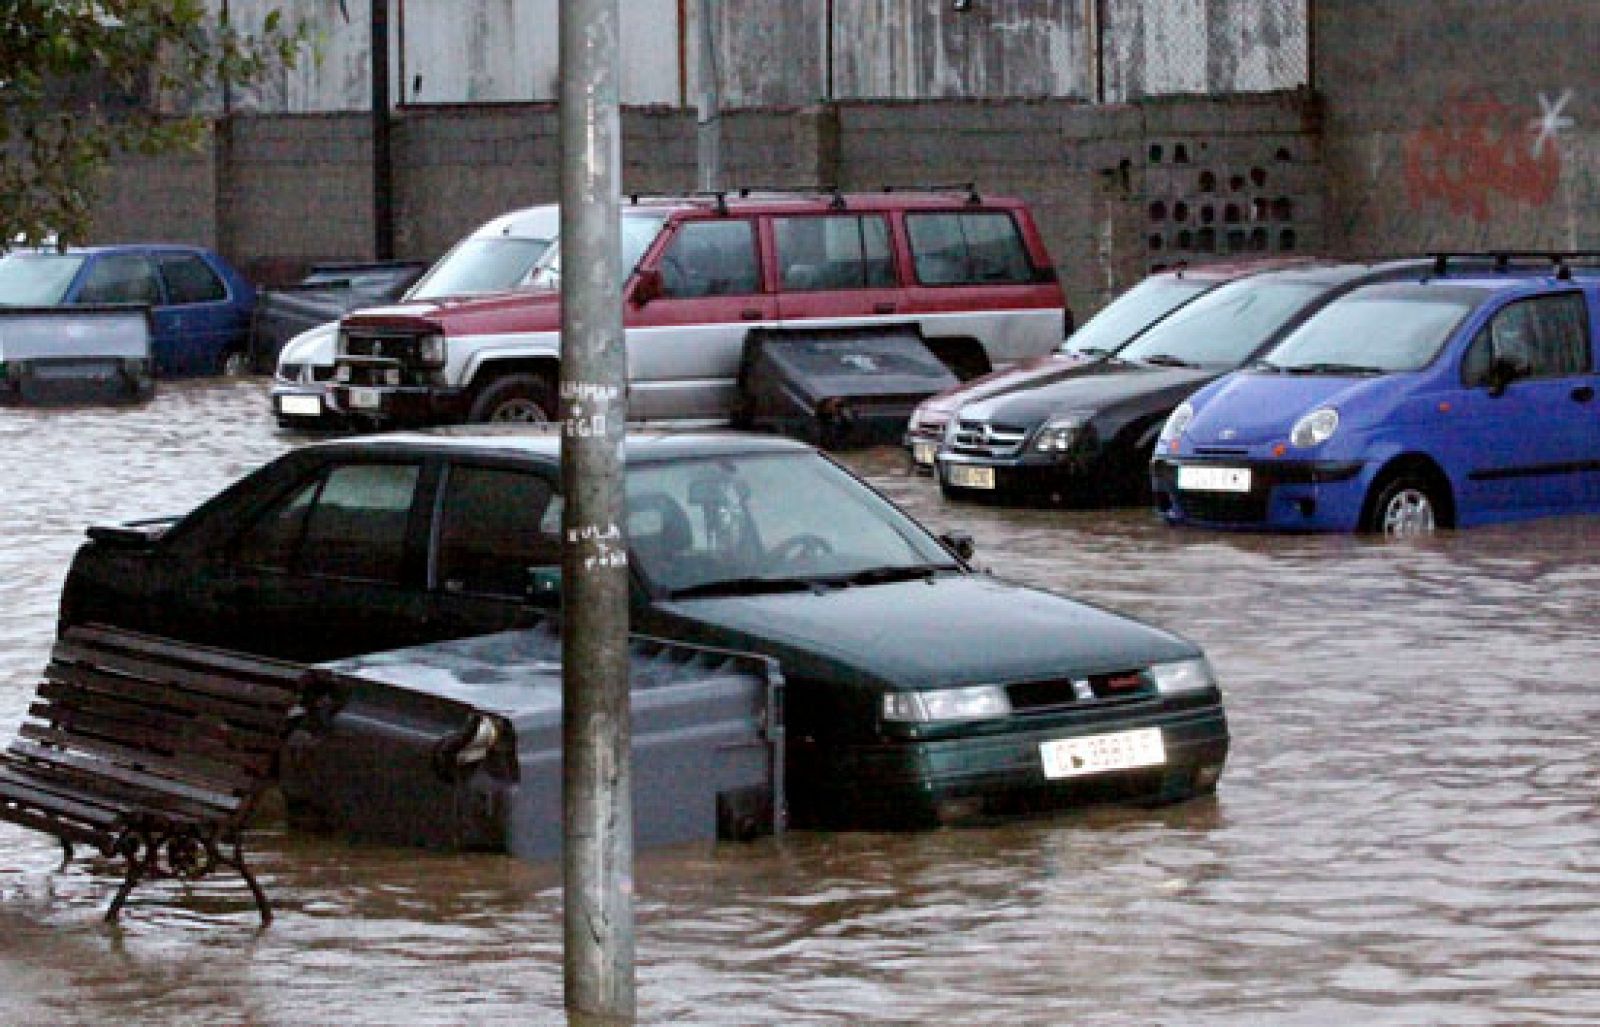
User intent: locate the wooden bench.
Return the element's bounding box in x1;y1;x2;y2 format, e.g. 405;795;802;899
0;625;320;925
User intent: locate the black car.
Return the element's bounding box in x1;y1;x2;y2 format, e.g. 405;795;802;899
59;429;1229;829
935;261;1432;505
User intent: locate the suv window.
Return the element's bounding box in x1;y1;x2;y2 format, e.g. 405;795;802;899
773;215;895;291
156;253;228;304
906;212;1032;286
659;220;760;298
235;463;421;581
437;466;562;596
1461;292;1591;386
77;253;161;305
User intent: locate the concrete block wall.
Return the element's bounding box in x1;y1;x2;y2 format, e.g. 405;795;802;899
1316;0;1600;256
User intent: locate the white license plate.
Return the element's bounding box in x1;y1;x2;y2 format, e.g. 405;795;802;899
278;394;323;417
912;441;938;466
1040;727;1166;780
1177;465;1252;493
947;464;996;489
347;387;381;411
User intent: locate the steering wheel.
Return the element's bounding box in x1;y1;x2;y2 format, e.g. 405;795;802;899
770;533;834;566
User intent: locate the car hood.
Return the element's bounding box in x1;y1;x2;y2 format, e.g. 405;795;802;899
341;289;562;335
916;352;1096;419
647;573;1197;689
1187;372;1379;446
277;320;340;367
960;363;1218;426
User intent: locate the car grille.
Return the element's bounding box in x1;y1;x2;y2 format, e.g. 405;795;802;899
1194;445;1250;457
1006;670;1154;713
342;328;430;367
1176;490;1269;523
948;419;1029;458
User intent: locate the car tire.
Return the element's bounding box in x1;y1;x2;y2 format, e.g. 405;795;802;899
467;373;557;424
1363;473;1443;537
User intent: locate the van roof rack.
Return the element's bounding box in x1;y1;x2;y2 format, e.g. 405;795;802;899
1428;250;1600;281
880;182;982;205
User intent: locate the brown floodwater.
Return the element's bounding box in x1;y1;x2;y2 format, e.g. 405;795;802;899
2;381;1598;1024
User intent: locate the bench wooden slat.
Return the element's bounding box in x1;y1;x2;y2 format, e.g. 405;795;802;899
30;691;284;765
40;668;297;735
0;764;130;829
5;742;243;818
19;718;266;796
55;627;308;688
48;647;304;711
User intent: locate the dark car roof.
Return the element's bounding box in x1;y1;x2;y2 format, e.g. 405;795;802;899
305;426;815;466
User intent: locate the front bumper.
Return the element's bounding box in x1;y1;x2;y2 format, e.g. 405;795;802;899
329;382;470;427
936;448;1117;504
1152;456;1368;530
271;382;348;430
794;699;1230;828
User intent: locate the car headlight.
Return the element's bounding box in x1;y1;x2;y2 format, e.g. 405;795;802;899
1033;412;1090;453
882;684;1011;724
415;333;447;368
1150;657;1217;696
1290;406;1339;448
1159;401;1194;445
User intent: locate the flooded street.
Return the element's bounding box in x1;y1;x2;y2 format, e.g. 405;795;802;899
2;382;1598;1024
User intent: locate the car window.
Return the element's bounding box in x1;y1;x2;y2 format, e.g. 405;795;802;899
658;219;760;298
234;462;421;582
156;253;228;304
1062;274;1213;355
773;215;895;290
1118;277;1324;368
0;253;86;304
905;212;1032;286
409;238;552;299
436;466;562;596
623;452;952;595
77;253;161;305
1461;292;1591;386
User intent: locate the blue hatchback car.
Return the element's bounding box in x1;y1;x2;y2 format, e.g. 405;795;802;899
0;244;256;376
1152;258;1600;535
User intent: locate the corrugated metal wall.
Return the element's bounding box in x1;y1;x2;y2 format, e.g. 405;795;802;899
212;0;1305;112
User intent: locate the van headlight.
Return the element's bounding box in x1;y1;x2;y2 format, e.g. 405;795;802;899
1290;407;1339;448
1150;658;1217;696
415;333;447;368
1034;412;1091;453
1159;401;1195;444
882;685;1011;723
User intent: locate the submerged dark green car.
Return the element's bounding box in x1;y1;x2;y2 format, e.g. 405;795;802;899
60;428;1229;828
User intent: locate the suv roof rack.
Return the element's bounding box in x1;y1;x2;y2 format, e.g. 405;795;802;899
1429;250;1600;281
880;182;982;205
623;183;986;213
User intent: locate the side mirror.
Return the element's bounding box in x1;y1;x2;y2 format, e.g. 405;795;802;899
631;267;663;306
1485;353;1528;397
937;530;976;562
525;566;563;607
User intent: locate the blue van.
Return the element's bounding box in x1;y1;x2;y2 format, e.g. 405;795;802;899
1152;258;1600;535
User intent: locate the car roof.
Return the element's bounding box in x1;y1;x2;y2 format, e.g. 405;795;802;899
467;204;561;242
304;426;816;465
620;189;1027;217
11;243;216;257
1152;255;1325;284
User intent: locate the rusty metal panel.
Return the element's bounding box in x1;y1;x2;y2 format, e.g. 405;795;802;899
1102;0;1307;101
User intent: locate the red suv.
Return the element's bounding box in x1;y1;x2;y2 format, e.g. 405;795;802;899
328;188;1069;426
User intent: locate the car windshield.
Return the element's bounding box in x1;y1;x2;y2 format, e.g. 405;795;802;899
407;238;555;300
1117;277;1324;369
526;212;670;290
0;253;86;305
1261;285;1484;373
624;451;958;597
1061;275;1213;356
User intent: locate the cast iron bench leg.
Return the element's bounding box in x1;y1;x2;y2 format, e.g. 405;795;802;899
229;836;273;927
105;834;157;924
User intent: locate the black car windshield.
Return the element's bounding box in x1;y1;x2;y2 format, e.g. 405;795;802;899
625;452;957;597
1060;275;1212;356
1265;285;1484;373
407;238;555;300
0;253;86;305
526;212;669;290
1117;277;1324;369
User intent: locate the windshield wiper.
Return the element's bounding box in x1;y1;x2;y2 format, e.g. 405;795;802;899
1137;353;1199;368
668;576;817;600
819;564;952;589
1279;362;1385;376
1250;358;1282;372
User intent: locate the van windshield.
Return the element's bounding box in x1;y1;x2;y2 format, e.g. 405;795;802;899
1118;277;1323;369
1264;285;1483;373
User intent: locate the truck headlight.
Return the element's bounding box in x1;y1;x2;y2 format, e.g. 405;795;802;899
1150;657;1217;696
1159;401;1194;445
882;684;1011;723
415;333;447;368
1034;412;1090;453
1290;407;1339;448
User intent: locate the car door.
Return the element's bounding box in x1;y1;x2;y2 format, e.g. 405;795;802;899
626;217;777;422
772;212;905;328
1447;290;1600;515
424;461;564;638
154;250;240;374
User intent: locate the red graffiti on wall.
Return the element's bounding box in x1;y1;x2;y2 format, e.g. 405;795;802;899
1402;91;1561;222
